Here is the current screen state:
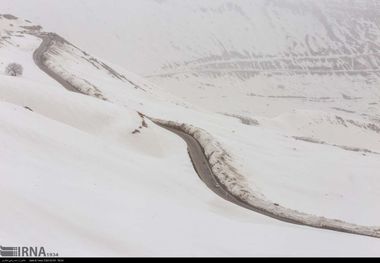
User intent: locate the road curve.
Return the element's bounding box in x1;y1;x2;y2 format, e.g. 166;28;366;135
154;122;312;226
154;122;305;220
154;123;252;208
33;33;87;95
32;32;380;239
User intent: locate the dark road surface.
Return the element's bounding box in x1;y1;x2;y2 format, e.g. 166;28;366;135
33;33;87;95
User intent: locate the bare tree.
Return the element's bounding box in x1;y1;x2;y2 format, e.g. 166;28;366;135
5;63;23;77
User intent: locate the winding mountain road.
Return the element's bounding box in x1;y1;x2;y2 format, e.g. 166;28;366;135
153;122;380;239
153;122;312;225
33;34;253;211
32;32;380;239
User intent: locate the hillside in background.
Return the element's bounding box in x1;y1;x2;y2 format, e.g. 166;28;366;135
2;0;380;75
2;0;379;116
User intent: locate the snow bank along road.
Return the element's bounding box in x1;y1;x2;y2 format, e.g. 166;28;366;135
32;33;85;94
153;122;252;208
32;32;380;239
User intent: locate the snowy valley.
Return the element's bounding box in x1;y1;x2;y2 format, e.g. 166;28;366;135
0;0;380;257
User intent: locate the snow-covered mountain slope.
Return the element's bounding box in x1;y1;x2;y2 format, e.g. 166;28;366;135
1;7;380;256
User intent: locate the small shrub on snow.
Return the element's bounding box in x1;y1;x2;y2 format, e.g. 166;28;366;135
5;63;23;77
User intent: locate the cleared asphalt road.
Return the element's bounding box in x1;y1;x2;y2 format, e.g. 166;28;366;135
33;33;87;95
153;123;250;207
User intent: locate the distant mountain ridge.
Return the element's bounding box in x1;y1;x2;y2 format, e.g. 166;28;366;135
1;0;380;77
155;0;380;78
